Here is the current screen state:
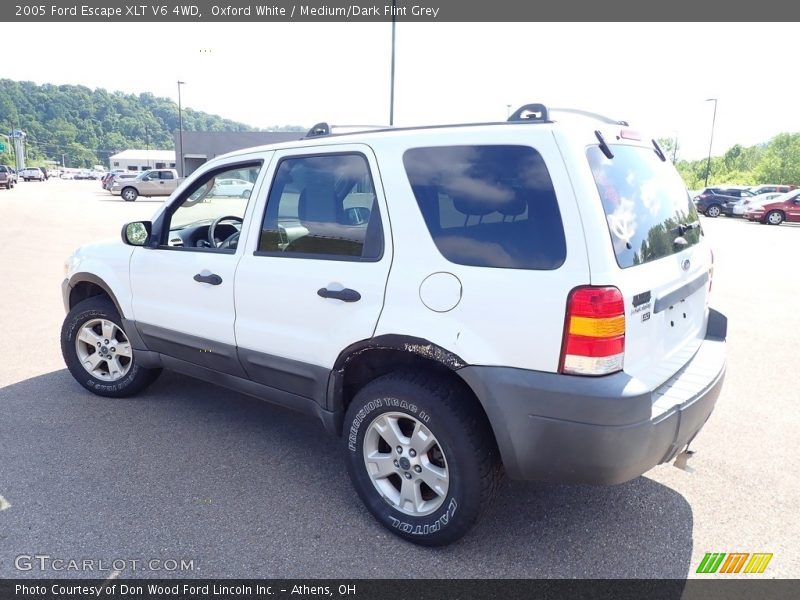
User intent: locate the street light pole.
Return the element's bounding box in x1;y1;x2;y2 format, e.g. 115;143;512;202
704;98;717;187
672;130;679;163
177;80;186;176
389;1;396;126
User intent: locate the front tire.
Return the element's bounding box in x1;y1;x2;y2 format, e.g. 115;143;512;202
766;210;784;225
343;371;502;546
121;187;138;202
61;296;161;397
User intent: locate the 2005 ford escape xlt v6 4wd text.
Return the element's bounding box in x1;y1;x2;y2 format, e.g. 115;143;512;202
61;104;727;546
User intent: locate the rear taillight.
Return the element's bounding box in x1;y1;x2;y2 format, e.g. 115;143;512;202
559;286;625;376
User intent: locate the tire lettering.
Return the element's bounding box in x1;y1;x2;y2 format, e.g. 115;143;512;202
387;498;457;534
347;398;383;452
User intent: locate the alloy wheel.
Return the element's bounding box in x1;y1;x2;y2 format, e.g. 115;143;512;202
362;411;450;517
74;318;133;381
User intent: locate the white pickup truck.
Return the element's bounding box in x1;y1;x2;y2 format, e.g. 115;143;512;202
110;168;182;201
20;167;45;182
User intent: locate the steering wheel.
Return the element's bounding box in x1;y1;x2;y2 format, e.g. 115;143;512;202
208;215;244;248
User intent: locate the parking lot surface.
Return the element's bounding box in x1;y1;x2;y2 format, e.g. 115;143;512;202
0;180;798;578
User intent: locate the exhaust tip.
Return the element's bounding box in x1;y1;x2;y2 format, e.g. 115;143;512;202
673;449;696;473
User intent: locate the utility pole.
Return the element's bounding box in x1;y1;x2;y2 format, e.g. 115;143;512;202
177;81;186;176
389;1;396;126
704;98;718;187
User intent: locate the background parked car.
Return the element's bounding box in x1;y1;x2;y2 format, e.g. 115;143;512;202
0;165;15;189
20;167;45;182
745;189;800;225
210;178;254;198
102;170;127;190
733;192;782;215
105;172;139;191
749;184;796;195
694;187;754;217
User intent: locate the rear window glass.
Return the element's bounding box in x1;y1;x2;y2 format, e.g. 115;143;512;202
587;145;701;269
403;145;566;270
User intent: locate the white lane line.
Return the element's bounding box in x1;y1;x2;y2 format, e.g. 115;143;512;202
0;495;10;511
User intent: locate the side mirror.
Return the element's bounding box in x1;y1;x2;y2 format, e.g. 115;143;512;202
122;221;152;246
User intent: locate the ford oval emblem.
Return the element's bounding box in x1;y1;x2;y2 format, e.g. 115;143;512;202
681;259;691;271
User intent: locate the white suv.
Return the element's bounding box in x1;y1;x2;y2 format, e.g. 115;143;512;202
61;104;727;546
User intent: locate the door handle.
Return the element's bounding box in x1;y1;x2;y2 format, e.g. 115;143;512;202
194;273;223;285
317;287;361;302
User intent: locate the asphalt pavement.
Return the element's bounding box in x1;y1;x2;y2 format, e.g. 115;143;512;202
0;179;797;579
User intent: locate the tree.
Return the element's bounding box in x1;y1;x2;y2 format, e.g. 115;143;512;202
656;137;680;163
0;78;268;167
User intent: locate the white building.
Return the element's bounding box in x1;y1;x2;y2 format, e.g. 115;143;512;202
109;150;176;172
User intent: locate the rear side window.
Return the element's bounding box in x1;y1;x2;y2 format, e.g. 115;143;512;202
257;153;383;261
587;145;702;269
403;145;566;270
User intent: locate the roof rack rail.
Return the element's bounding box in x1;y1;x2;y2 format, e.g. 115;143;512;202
305;122;331;138
304;123;392;139
507;104;629;126
507;103;550;122
550;107;629;126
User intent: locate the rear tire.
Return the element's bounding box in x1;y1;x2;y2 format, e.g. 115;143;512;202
343;371;502;546
61;296;161;398
121;187;138;202
705;204;721;218
766;210;784;225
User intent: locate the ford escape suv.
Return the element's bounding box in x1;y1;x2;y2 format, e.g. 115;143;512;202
60;104;727;546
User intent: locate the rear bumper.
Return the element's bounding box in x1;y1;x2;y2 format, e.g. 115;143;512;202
458;308;727;484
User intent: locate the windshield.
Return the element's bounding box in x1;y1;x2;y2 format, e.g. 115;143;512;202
587;144;702;268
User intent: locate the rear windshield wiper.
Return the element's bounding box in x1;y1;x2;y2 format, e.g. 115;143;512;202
671;220;701;238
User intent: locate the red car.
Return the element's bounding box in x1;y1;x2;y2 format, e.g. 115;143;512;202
744;189;800;225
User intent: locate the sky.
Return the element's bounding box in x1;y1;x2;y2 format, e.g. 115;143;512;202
2;22;798;160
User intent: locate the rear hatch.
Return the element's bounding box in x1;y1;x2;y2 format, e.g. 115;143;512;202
586;142;711;389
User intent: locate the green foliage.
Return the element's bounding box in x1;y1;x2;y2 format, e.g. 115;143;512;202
0;79;260;168
656;137;680;163
675;134;800;189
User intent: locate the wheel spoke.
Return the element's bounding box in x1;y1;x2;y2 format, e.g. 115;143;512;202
78;327;102;347
83;352;103;371
419;460;449;497
400;477;423;513
106;356;124;379
101;320;116;342
114;342;132;358
411;421;436;453
374;415;407;448
365;452;396;479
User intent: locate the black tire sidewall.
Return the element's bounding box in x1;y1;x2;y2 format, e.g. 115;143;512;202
344;379;485;545
61;299;149;397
